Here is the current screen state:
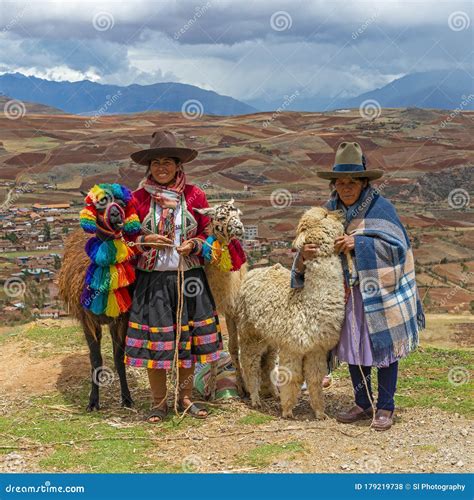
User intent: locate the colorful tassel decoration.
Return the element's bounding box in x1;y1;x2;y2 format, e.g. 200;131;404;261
80;183;140;318
217;244;233;272
202;235;246;272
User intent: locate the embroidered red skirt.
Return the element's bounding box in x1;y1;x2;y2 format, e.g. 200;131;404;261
124;267;223;370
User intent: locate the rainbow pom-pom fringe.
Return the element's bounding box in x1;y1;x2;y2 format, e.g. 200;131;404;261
79;184;140;317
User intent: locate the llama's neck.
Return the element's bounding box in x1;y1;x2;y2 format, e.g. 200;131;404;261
95;226;122;241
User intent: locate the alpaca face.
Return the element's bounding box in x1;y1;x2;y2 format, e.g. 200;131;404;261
292;207;344;258
195;199;245;240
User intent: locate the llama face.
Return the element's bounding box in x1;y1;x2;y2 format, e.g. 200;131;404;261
80;184;140;237
95;196;126;232
195;199;245;240
293;207;344;257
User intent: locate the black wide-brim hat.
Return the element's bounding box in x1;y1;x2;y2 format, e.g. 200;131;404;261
130;130;198;166
317;141;383;180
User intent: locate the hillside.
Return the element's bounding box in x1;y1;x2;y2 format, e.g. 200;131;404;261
0;106;473;313
0;95;63;116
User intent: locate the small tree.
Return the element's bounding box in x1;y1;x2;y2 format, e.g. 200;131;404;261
43;223;51;242
5;232;18;243
53;254;62;270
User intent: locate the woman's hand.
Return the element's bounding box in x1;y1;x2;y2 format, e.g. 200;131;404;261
177;240;195;256
334;235;355;254
301;243;319;261
143;234;173;249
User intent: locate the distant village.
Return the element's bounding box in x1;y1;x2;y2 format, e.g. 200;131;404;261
0;182;295;324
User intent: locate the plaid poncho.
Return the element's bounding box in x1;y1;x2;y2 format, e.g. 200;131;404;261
326;186;425;364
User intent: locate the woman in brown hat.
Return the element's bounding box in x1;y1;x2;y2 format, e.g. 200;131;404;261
291;142;424;431
125;130;222;422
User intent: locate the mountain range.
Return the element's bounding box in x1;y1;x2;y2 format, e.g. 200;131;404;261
0;69;472;115
0;73;256;116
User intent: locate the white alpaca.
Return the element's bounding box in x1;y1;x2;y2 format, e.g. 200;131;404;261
236;207;346;419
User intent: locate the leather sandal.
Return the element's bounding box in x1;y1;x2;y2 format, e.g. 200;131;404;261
145;405;168;423
371;409;394;431
336;404;374;424
178;400;209;419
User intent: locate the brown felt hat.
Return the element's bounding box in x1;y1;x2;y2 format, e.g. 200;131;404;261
317;142;383;180
130;130;198;166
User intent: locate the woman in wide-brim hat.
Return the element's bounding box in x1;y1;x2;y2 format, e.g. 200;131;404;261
125;130;222;422
291;141;424;431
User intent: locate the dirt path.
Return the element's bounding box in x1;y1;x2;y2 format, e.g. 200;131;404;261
0;324;472;474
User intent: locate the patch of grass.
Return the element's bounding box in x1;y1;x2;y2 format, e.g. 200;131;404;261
22;324;87;357
416;444;438;453
39;437;159;473
332;346;473;416
0;396;197;473
396;347;473;416
238;412;274;426
237;441;305;468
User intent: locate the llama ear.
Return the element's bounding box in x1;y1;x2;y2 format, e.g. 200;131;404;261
292;232;305;251
80;190;88;197
227;198;235;205
328;209;344;223
194;206;216;217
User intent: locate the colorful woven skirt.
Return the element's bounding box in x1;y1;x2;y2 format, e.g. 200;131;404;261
124;267;223;370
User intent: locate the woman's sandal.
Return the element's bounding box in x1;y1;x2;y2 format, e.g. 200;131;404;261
178;400;209;419
145;406;168;423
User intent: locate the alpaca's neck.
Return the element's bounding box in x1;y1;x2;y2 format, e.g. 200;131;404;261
302;255;344;299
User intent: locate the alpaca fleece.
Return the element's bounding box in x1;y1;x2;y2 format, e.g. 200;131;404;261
236;207;346;418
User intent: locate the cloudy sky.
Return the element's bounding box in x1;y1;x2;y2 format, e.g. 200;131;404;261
0;0;472;105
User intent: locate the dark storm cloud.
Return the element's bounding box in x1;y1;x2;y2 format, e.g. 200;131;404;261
0;0;472;99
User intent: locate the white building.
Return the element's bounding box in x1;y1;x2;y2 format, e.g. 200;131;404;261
244;224;258;240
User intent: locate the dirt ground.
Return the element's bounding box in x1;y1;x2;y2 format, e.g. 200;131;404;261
0;319;472;474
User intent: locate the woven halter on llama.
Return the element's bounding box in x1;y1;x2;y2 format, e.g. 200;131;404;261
79;184;141;317
195;199;246;272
